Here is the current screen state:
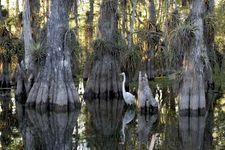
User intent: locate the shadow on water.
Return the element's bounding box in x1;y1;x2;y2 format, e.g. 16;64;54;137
16;103;80;150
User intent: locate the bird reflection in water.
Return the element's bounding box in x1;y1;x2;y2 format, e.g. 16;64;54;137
120;109;135;144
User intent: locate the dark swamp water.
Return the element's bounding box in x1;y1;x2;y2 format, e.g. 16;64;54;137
0;80;225;150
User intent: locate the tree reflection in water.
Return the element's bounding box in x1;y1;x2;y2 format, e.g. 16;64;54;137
137;113;159;149
85;98;125;150
179;116;206;150
16;104;80;150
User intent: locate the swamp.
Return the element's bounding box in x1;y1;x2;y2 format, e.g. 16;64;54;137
0;0;225;149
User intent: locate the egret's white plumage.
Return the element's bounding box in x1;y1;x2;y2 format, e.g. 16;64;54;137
120;72;135;105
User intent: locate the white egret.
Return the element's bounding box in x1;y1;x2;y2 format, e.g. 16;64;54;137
120;72;136;105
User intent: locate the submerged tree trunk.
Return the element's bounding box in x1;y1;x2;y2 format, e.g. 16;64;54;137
179;0;207;116
26;0;80;111
84;0;122;98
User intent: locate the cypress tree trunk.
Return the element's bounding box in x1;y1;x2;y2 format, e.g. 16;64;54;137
127;0;137;49
145;0;156;79
0;0;2;20
84;0;122;98
182;0;187;7
23;0;33;70
30;0;40;41
83;0;94;80
179;0;207;116
73;0;79;28
203;0;214;85
121;0;127;38
0;56;10;88
16;0;34;99
26;0;80;111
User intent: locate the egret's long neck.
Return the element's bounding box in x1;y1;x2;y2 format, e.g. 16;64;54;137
122;74;126;95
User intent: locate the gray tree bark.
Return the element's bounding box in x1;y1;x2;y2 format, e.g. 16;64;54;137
30;0;40;41
137;72;158;113
84;0;122;98
83;0;94;80
0;0;2;20
145;0;157;79
179;0;207;116
121;0;127;38
16;0;37;99
97;0;118;41
23;0;34;70
26;0;80;111
203;0;214;85
127;0;137;49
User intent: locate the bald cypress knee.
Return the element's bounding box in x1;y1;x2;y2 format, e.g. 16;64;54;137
26;0;80;111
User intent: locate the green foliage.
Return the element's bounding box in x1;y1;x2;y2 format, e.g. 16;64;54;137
120;45;142;76
215;0;225;54
204;13;216;34
169;23;197;51
140;30;162;45
92;38;120;60
0;25;22;61
31;42;46;66
213;65;225;91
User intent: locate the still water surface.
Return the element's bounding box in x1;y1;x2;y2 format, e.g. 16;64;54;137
0;85;224;150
